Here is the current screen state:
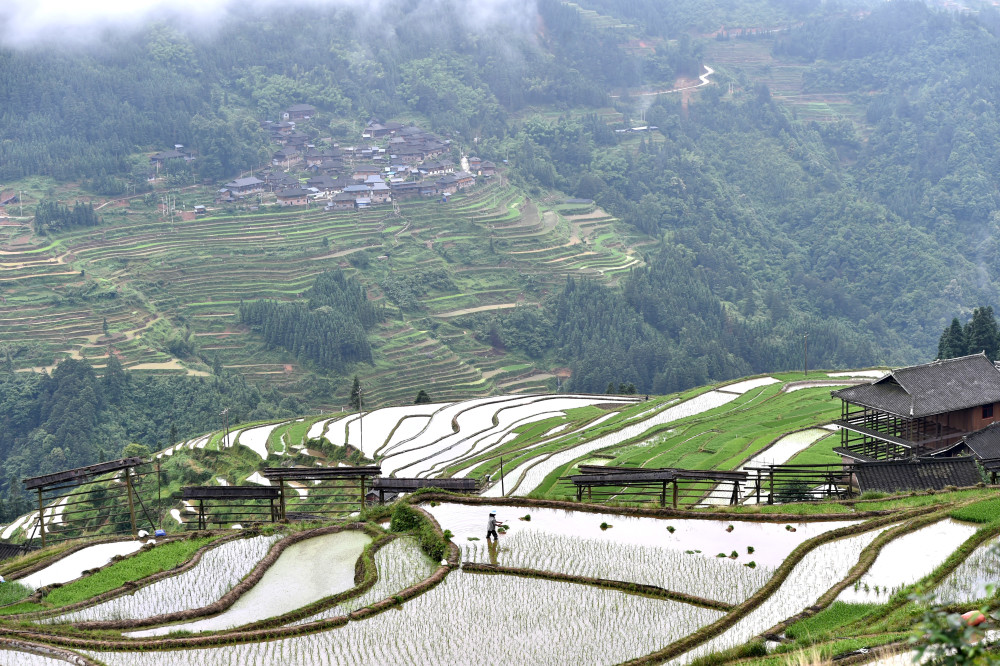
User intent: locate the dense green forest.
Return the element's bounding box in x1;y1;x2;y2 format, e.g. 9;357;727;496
6;0;1000;487
0;357;302;521
239;271;383;371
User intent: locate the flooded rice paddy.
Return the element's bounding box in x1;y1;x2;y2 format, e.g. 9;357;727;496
19;541;143;590
290;536;437;625
837;520;978;603
128;531;371;636
0;649;77;665
485;390;742;497
91;571;722;666
425;502;857;568
462;531;774;604
380;395;630;478
935;537;1000;604
671;527;890;663
47;535;281;624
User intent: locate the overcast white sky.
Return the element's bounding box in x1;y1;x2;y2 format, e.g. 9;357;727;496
0;0;532;48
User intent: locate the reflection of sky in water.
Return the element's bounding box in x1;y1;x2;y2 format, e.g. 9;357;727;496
934;536;1000;604
128;531;371;637
838;519;977;603
425;502;857;567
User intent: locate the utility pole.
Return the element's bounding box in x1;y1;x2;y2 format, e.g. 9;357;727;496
358;384;363;454
803;334;809;377
220;407;231;448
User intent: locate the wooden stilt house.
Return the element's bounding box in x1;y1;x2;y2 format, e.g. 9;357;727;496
832;353;1000;462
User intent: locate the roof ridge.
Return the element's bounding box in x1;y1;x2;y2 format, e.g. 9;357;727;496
899;352;988;372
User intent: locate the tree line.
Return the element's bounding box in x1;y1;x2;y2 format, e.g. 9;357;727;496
0;356;302;523
239;270;383;372
938;307;1000;362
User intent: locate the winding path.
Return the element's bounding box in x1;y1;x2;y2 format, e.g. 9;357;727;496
609;65;715;99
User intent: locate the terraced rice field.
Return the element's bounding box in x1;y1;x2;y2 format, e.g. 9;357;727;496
0;181;648;409
0;491;992;666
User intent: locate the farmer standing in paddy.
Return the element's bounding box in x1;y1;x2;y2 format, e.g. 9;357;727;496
486;509;503;541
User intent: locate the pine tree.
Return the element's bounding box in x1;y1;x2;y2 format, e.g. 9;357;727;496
964;307;1000;361
103;349;126;403
938;318;967;359
414;389;431;404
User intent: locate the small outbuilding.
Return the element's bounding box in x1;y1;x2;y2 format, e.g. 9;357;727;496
853;457;981;494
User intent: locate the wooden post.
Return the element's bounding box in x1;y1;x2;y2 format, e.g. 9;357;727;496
730;480;740;506
576;485;583;502
379;488;385;505
36;489;46;548
359;475;366;512
199;499;205;531
672;480;678;509
279;478;287;521
660;480;666;507
755;475;761;504
124;467;138;539
768;469;774;505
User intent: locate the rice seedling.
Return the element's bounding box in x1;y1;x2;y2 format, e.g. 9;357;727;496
949;497;1000;524
461;531;774;604
673;528;889;664
838;520;978;604
424;502;856;570
933;538;1000;604
34;537;217;610
89;571;722;666
290;537;436;625
0;580;33;605
46;535;281;624
129;531;372;636
784;601;882;640
0;648;76;665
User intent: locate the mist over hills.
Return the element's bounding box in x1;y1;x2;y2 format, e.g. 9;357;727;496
2;0;1000;484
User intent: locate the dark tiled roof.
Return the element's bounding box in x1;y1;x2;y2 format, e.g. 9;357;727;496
959;422;1000;459
832;354;1000;417
276;188;311;198
854;457;981;493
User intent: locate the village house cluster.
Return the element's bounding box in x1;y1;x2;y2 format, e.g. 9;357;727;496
155;107;497;210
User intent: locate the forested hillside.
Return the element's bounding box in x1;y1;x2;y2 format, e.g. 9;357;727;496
4;0;1000;482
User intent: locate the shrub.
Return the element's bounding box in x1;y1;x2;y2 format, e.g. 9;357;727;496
390;503;446;561
390;504;423;532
